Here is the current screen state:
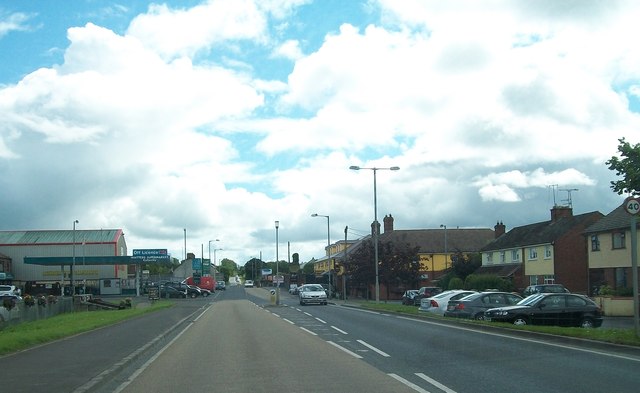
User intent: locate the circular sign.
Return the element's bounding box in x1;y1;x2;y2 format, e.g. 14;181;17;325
624;197;640;215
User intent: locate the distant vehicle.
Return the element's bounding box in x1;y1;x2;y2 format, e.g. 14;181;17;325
522;284;569;297
401;290;419;305
0;285;20;296
198;288;212;297
299;284;328;306
215;281;226;290
415;286;443;303
164;282;200;298
244;280;254;288
484;293;603;328
419;290;477;315
184;276;215;292
159;285;187;299
289;284;300;295
444;291;522;320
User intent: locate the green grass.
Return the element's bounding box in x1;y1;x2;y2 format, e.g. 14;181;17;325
0;301;174;356
349;301;640;347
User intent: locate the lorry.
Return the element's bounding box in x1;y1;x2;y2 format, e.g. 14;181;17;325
184;276;216;292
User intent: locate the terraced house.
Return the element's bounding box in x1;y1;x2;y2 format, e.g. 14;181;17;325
585;203;639;295
479;206;604;294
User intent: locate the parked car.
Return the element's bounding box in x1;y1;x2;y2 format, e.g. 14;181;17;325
522;284;569;297
244;280;254;288
484;293;603;328
289;284;300;295
444;291;522;320
298;284;328;305
415;286;443;303
401;289;419;305
164;282;200;298
419;290;477;315
159;285;187;299
0;285;20;296
215;281;226;290
197;287;212;297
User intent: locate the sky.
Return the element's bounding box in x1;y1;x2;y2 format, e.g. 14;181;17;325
1;0;640;266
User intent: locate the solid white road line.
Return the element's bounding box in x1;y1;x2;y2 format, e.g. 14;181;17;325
416;373;457;393
331;325;348;334
388;373;431;393
327;341;363;358
357;339;390;357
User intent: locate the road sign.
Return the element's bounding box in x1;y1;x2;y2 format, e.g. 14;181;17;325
274;274;284;284
624;197;640;215
132;249;169;259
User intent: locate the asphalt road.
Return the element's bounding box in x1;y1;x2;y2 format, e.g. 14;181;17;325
1;285;639;393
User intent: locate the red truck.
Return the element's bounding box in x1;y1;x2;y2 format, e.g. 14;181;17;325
185;276;215;292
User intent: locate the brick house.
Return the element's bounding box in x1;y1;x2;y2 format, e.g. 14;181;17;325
479;206;604;294
584;203;639;294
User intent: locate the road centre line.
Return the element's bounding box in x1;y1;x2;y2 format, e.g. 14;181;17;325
327;341;363;359
357;339;390;357
395;315;640;363
283;318;295;324
315;317;326;323
303;311;313;316
415;373;457;393
331;326;348;334
387;373;430;393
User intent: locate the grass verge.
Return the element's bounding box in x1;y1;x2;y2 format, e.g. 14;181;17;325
349;301;640;347
0;301;174;356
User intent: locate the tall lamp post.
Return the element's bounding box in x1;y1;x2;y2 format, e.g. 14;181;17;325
208;239;220;266
214;248;223;266
311;213;331;299
275;221;280;305
72;219;79;297
350;165;400;303
440;224;448;270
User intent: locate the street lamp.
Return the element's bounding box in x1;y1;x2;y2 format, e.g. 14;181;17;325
311;213;331;299
440;224;448;270
208;239;220;266
214;248;223;266
275;220;280;305
72;219;79;297
349;165;400;302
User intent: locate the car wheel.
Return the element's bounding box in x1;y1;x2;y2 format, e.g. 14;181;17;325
580;317;595;328
203;292;209;297
474;313;485;320
299;300;304;306
513;316;528;326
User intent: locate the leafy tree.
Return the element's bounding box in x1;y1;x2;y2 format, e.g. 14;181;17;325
450;251;482;281
243;258;263;281
607;137;640;196
302;261;315;275
218;258;237;281
345;239;420;293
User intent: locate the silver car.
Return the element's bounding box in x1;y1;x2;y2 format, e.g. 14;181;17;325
298;284;328;305
419;290;477;316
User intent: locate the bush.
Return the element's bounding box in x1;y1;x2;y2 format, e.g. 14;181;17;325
23;294;35;307
448;277;464;290
2;298;16;310
464;274;514;292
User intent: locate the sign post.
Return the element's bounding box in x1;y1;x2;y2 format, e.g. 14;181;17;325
623;197;640;337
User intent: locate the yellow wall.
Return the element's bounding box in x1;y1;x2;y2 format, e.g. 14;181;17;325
588;230;639;268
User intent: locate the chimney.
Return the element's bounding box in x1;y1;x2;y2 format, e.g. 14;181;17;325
371;220;381;237
550;206;573;222
494;221;505;238
383;214;394;233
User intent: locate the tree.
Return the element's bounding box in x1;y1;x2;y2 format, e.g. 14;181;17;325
450;251;482;281
607;137;640;196
346;240;420;294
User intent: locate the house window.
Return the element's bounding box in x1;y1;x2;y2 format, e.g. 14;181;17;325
528;248;538;260
615;268;627;289
511;250;519;262
529;275;538;285
612;232;626;249
543;275;555;284
499;251;505;263
544;245;552;259
590;235;600;251
486;253;493;264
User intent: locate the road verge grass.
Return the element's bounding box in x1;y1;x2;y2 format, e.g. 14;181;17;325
0;301;173;356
